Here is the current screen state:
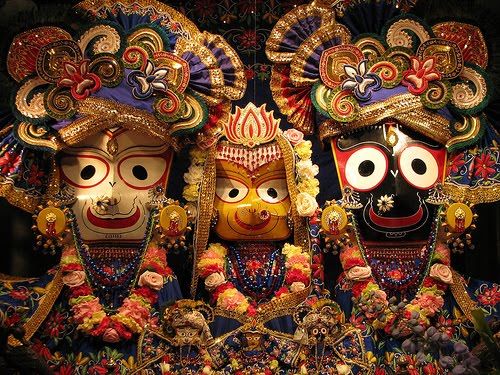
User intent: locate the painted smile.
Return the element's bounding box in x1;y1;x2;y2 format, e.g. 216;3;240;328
234;210;271;231
86;206;141;229
368;205;424;228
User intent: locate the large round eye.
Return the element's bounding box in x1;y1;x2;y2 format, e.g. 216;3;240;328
60;155;109;188
320;327;327;335
118;155;168;189
256;179;288;203
399;145;439;189
215;178;249;203
344;146;388;191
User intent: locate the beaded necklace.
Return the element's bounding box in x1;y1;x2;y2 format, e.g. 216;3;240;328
227;244;286;302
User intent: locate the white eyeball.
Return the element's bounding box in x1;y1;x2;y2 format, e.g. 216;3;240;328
215;178;249;203
345;146;388;191
399;146;439;189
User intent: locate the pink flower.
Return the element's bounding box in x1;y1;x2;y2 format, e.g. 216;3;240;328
283;129;304;145
72;298;101;322
345;266;372;281
429;264;453;284
413;293;444;315
402;57;441;95
138;270;164;291
102;327;120;343
62;270;86;287
118;299;149;326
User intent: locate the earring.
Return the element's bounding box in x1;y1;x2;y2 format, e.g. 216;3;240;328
340;186;362;209
32;201;69;255
439;201;477;254
148;185;170;210
320;202;352;255
426;183;449;205
156;200;191;253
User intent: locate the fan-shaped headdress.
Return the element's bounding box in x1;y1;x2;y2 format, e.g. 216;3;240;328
0;0;246;211
266;0;499;204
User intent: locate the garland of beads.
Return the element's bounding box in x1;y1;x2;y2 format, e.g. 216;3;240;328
60;209;173;342
344;213;450;337
197;243;310;316
227;246;286;301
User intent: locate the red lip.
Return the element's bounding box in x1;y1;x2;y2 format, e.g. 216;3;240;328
369;206;424;228
234;211;271;231
87;207;141;229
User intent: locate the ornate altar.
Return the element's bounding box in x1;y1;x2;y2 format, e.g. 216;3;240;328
0;0;498;374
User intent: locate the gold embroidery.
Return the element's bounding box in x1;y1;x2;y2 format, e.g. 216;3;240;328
290;23;352;87
58;97;178;150
319;93;452;144
265;3;335;64
450;269;478;323
191;145;217;296
444;183;500;204
7;268;64;347
75;0;200;40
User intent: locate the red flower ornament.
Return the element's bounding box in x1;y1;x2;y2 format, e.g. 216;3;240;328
58;60;102;100
473;152;496;180
402;57;441;95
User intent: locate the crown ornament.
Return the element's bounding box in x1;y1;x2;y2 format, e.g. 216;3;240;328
223;103;280;148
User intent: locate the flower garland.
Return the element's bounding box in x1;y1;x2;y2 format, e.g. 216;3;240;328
341;219;453;337
198;243;311;315
60;242;173;342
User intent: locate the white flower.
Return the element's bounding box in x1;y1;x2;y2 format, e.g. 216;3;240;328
296;159;319;180
183;165;204;185
290;282;306;292
345;266;372;281
204;272;226;291
295;192;318;217
377;194;394;213
336;364;351;375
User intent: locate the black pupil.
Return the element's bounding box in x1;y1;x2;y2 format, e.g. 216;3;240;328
132;165;148;180
229;188;239;198
267;188;278;199
358;160;375;177
80;165;96;180
411;158;427;175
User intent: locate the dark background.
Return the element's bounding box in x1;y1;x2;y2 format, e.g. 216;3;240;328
0;0;498;285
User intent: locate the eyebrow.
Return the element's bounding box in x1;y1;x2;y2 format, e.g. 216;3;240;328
337;140;392;153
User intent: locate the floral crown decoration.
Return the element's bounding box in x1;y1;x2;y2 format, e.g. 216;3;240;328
266;0;500;204
183;102;320;296
0;0;246;212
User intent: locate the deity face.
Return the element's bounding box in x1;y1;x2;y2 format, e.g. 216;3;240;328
331;122;447;241
174;325;201;346
214;158;291;241
59;129;173;242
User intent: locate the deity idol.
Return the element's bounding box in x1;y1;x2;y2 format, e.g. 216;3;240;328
0;0;245;372
266;0;499;372
190;102;319;336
